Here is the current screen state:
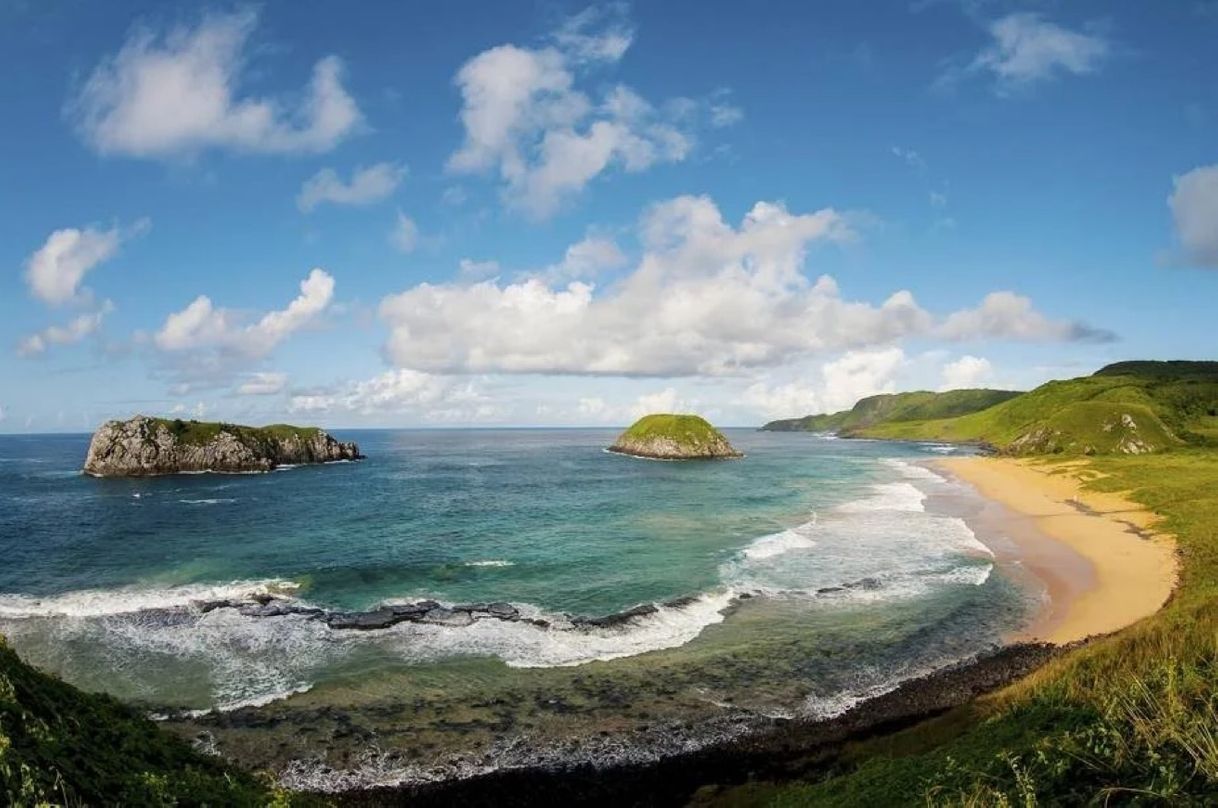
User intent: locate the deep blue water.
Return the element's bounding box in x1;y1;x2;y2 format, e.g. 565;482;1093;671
0;429;1022;712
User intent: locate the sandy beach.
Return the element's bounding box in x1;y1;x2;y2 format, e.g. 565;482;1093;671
936;456;1178;645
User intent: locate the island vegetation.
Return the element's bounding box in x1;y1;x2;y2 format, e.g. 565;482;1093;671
609;413;743;459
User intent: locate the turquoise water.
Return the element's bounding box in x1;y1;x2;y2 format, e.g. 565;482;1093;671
0;429;1023;724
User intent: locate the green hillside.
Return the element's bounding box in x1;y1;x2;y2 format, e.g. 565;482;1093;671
0;637;289;805
760;389;1022;433
858;361;1218;455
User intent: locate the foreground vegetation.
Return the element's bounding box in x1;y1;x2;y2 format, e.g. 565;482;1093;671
0;636;289;806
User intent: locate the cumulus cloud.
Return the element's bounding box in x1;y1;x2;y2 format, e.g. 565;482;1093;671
540;235;626;282
446;7;692;218
379;195;1105;377
938;291;1114;343
69;10;361;158
289;369;498;422
155;268;334;357
17;303;114;358
967;13;1108;90
940;355;994;390
236;371;288;396
1168;164;1218;268
24;219;147;306
297;163;405;212
742;348;907;418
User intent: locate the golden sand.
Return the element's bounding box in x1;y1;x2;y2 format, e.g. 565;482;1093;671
936;456;1177;645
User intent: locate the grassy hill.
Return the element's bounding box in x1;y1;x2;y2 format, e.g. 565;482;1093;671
857;361;1218;455
0;636;290;805
761;389;1022;434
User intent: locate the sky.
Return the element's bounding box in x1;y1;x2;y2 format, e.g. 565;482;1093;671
1;0;1217;433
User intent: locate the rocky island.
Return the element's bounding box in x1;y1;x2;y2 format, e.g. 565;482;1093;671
608;413;743;460
83;415;362;477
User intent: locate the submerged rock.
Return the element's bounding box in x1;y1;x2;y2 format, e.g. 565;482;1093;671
572;603;660;629
83;415;362;477
607;414;743;460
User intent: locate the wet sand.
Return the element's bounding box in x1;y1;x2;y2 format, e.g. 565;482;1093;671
935;456;1177;644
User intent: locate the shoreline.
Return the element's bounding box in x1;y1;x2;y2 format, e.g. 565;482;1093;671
327;642;1062;806
934;456;1177;644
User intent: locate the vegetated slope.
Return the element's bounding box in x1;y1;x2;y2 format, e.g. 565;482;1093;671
610;413;742;459
760;389;1022;433
859;361;1218;455
715;450;1218;806
0;636;288;805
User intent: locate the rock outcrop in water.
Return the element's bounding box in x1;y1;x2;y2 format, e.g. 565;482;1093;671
83;415;362;477
608;414;742;460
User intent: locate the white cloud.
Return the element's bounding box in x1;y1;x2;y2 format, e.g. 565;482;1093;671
891;146;926;171
17;303;114;358
155;268;334;356
820;348;907;409
940;355;994;390
742;348;907;418
389;212;419;253
1168;164;1218;267
540;235;626;281
289;369;498;422
0;405;6;423
170;401;209;418
458;258;501;281
969;13;1108;90
577;396;609;419
629;387;694;419
446;8;691;218
552;5;634;63
709;103;743;128
69;10;361;158
297;163;405;212
379;195;1104;377
236;371;288;396
938;291;1113;343
24;220;147;305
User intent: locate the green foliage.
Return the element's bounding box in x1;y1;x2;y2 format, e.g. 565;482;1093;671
760;390;1021;434
0;636;306;806
621;414;724;446
145;417;322;449
857;364;1218;456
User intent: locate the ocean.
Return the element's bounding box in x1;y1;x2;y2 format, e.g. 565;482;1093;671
0;428;1033;785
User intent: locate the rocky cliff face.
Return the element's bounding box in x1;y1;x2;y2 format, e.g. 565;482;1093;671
83;416;362;477
609;414;743;460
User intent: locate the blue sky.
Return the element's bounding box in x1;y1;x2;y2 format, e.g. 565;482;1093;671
2;0;1216;432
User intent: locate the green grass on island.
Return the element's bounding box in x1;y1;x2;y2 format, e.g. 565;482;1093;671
147;417;323;447
619;413;725;444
